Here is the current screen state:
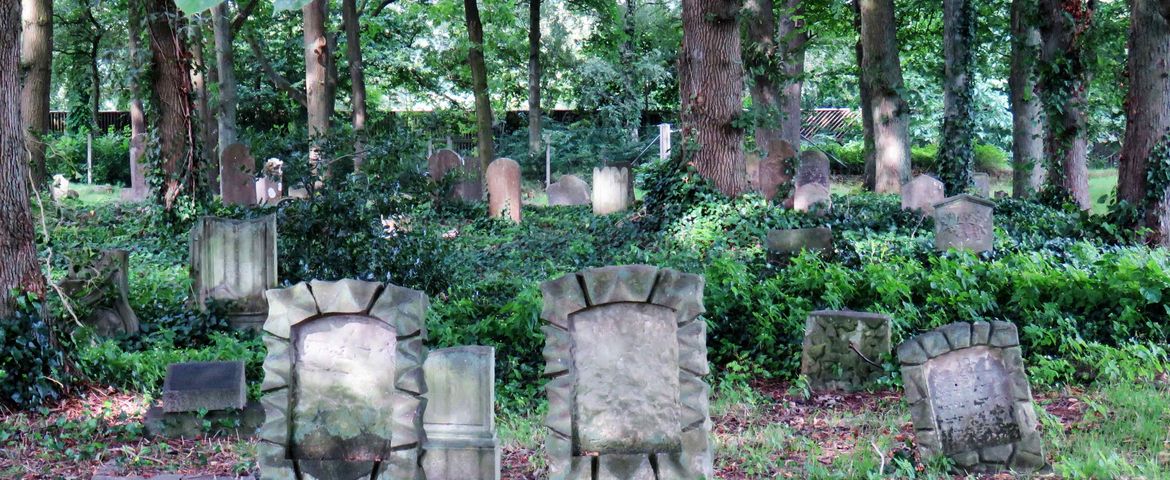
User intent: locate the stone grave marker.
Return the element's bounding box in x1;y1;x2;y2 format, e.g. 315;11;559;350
902;174;946;215
547;174;590;206
592;165;631;215
453;156;484;203
933;194;995;253
487;158;521;222
794;183;832;212
541;265;713;479
59;249;139;337
258;280;428;479
800;310;891;391
145;360;263;438
190;215;278;330
745;153;761;193
51;174;78;201
422;346;500;480
972;173;991;197
759;140;796;202
765;227;833;262
898;321;1045;473
428;149;463;182
221;143;258;206
794;150;831;212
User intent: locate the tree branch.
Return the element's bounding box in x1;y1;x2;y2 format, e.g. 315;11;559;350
244;31;308;107
231;0;258;35
370;0;397;17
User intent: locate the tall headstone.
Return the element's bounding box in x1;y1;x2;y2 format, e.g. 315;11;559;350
123;144;149;202
453;157;484;203
592;165;631;215
422;346;500;480
59;249;140;336
933;194;995;253
259;280;428;480
546;174;590;206
759;140;796;202
486;158;521;222
189;215;278;330
902;174;946;215
541;265;713;479
898;321;1045;473
794;150;831;212
972;173;991;197
221;143;258;206
800;310;891;391
765;227;833;262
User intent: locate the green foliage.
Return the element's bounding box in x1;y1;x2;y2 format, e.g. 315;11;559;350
45;130;131;185
0;296;66;408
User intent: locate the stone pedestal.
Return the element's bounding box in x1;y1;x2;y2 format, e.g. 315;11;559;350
592;166;631;215
189;215;278;330
423;346;500;480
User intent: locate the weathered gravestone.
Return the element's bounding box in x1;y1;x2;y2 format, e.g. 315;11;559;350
541;265;713;479
592;165;631;215
422;346;500;480
972;173;991;197
258;280;428;480
190;215;278;330
933;194;995;253
487;158;521;222
145;361;263;438
429;149;463;183
546;174;591;206
759;140;797;202
765;227;834;263
59;249;140;337
897;321;1045;473
902;174;946;216
794;150;831;212
221;143;258;206
255;158;284;206
51;174;78;201
452;157;484;203
800;310;891;391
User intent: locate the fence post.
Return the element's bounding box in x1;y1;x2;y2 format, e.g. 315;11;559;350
545;142;551;187
87;132;94;184
658;123;671;160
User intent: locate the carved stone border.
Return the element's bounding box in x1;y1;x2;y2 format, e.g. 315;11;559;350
258;279;428;480
540;265;711;480
897;321;1045;473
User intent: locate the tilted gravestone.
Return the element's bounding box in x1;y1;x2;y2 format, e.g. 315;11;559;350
221;143;258;206
794;150;831;212
422;346;500;480
546;174;591;206
898;321;1045;473
259;280;428;480
541;265;713;479
59;249;139;337
765;227;834;263
800;310;891;391
145;360;262;438
902;174;946;216
972;173;991;197
592;166;631;215
933;194;995;253
190;215;278;330
486;158;521;222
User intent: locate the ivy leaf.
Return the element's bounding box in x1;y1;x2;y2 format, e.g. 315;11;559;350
273;0;314;12
174;0;222;14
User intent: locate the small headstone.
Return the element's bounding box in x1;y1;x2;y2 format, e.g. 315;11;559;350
972;172;991;197
759;140;796;202
546;174;590;206
794;183;832;212
221;143;258;206
794;151;831;212
51;174;71;202
933;194;995;253
486;158;521;222
59;249;140;337
190;215;278;330
800;310;891;391
898;321;1045;473
162;361;246;413
423;346;500;480
765;227;833;262
592;166;631;215
902;174;946;215
453;157;484;203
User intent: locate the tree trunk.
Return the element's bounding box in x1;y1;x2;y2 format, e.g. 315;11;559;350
145;0;198;209
304;0;330;172
680;0;748;196
937;0;975;194
854;0;877;190
527;0;542;162
1118;0;1170;245
245;31;308;107
859;0;911;193
465;0;495;172
127;0;147;200
621;0;640;137
189;14;215;191
342;0;367;171
20;0;52;188
1037;0;1092;209
743;0;805;201
212;3;237;156
1;0;45;316
1010;0;1045;197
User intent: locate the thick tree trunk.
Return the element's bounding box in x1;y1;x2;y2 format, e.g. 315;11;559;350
1118;0;1170;245
528;0;542;162
145;0;198;209
859;0;911;193
342;0;367;170
212;4;237;154
1037;0;1092;209
465;0;495;172
189;15;215;191
854;0;877;190
937;0;975;193
304;0;330;172
127;0;148;200
21;0;52;188
1010;0;1045;197
743;0;805;202
1;1;45;316
680;0;748;196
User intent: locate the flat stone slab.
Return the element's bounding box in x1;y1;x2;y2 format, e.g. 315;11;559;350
800;310;891;391
161;361;246;413
145;400;264;438
765;227;833;261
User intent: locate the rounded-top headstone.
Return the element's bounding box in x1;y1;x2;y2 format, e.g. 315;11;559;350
429;149;463;182
221;143;258;206
547;174;591;206
486;158;521;222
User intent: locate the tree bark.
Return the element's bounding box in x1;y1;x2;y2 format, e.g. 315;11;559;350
465;0;495;172
1037;0;1092;209
304;0;331;172
145;0;198;209
743;0;805;201
21;0;52;188
213;3;238;154
1118;0;1170;245
937;0;975;193
127;0;147;200
859;0;911;193
527;0;542;162
1010;0;1045;197
189;14;215;191
1;0;45;316
680;0;748;196
854;0;877;190
342;0;367;170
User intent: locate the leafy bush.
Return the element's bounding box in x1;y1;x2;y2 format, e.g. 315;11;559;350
974;143;1010;174
45;130;131;185
0;296;67;408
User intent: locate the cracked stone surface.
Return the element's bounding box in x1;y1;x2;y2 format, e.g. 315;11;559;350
933;195;995;253
800;310;891;392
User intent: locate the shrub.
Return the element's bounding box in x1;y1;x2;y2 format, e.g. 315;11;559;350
45;130;131;186
0;296;67;408
974;143;1010;174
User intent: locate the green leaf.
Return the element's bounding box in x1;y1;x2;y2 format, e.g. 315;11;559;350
273;0;314;12
174;0;222;14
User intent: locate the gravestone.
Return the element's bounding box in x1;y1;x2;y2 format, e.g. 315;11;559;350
745;153;761;193
221;143;258;206
453;157;484;203
190;215;278;330
123;142;149;202
59;249;140;336
800;310;891;391
546;174;591;206
51;174;78;201
766;227;833;263
429;149;463;182
902;175;946;216
593;166;631;215
972;173;991;197
759;140;797;202
256;158;284;205
933;194;995;253
541;265;713;479
259;280;428;480
422;346;500;480
145;360;263;438
898;321;1045;473
486;158;521;222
